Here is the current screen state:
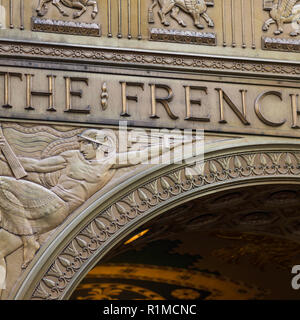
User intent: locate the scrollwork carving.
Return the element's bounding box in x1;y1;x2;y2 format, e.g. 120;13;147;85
262;36;300;52
1;40;300;78
149;28;216;45
31;17;101;37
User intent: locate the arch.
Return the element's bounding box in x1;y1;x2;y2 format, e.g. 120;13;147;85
11;136;300;300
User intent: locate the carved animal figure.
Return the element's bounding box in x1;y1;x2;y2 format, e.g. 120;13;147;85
36;0;98;19
262;0;300;36
148;0;214;29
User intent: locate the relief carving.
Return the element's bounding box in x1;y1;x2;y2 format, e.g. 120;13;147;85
148;0;214;30
2;40;300;77
149;27;216;45
31;17;101;36
0;123;185;298
30;150;300;300
262;36;300;52
33;0;101;36
262;0;300;36
101;82;108;110
148;0;215;45
36;0;99;19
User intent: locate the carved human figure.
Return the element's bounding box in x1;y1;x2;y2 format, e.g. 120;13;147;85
0;128;181;298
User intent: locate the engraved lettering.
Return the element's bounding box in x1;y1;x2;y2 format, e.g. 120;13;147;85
216;88;250;125
0;73;23;109
184;85;210;122
120;82;144;117
25;74;56;111
255;91;286;127
64;77;90;114
149;84;178;120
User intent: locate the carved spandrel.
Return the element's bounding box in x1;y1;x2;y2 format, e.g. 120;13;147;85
0;122;193;299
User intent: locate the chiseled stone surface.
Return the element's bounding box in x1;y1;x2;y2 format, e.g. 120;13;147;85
0;0;299;300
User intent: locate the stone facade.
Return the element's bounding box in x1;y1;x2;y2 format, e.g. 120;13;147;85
0;0;299;300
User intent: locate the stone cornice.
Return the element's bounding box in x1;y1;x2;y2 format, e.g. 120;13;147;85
0;39;300;79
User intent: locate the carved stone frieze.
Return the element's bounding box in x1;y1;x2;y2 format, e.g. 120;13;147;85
2;0;300;51
31;17;101;37
0;40;300;79
29;150;300;300
262;36;300;52
149;28;216;46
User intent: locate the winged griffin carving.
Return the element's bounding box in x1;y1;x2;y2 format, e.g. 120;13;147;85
263;0;300;36
148;0;214;29
36;0;99;19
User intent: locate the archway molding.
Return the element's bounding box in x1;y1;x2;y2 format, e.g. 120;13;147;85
12;135;300;300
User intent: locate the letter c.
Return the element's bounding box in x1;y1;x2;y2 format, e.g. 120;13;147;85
173;305;179;315
190;305;197;315
255;91;286;127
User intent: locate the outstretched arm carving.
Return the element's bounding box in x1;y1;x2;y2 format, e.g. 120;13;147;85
113;139;184;169
19;156;67;173
0;137;66;175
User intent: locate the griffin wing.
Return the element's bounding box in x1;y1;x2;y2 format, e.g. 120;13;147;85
279;0;298;17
